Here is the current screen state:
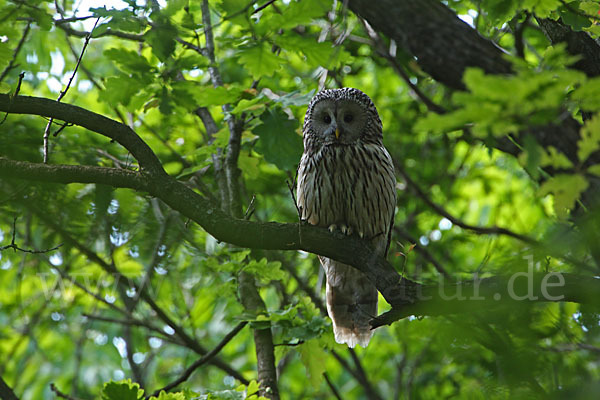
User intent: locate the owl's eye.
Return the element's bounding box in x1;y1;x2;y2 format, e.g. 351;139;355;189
343;114;353;123
323;115;332;124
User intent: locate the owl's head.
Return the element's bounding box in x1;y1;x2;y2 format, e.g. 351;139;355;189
303;88;383;147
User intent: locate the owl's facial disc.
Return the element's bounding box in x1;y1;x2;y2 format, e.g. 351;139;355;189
311;99;366;145
334;100;366;144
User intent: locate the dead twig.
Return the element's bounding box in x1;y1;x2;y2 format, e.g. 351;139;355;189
148;321;248;398
43;17;100;163
0;217;63;253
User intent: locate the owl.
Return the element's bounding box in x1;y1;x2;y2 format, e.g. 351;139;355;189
297;88;397;348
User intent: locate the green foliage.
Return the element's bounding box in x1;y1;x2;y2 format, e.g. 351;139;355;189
416;58;586;138
1;0;600;399
253;108;303;171
236;42;282;80
538;174;588;218
577;113;600;162
102;380;144;400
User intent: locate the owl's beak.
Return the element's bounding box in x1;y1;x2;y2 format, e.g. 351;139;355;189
335;127;341;139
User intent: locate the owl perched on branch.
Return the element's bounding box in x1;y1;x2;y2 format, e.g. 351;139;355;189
297;88;396;348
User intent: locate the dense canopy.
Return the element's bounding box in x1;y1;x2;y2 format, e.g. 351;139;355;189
1;0;600;399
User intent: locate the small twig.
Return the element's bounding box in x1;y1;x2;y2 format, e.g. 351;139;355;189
360;18;446;115
82;313;175;342
348;348;384;400
0;22;31;82
0;242;63;253
394;227;449;277
148;321;248;398
0;217;63;253
56;22;144;41
50;383;82;400
252;0;277;14
54;15;98;24
43;17;100;163
244;195;256;220
286;173;301;219
394;160;536;244
323;372;343;400
0;72;25;125
52;121;73;137
175;36;208;57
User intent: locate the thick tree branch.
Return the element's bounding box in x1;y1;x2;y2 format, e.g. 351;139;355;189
0;376;19;400
0;157;149;190
348;0;512;91
371;272;600;328
537;18;600;79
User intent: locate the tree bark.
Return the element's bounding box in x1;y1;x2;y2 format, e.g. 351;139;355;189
348;0;512;91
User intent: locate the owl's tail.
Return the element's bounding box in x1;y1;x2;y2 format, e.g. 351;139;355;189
321;259;378;348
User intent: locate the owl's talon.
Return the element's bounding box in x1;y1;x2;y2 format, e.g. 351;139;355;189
358;231;364;238
328;224;337;233
340;225;353;235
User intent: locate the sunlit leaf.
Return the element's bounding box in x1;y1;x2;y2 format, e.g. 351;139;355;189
538;174;588;218
236;42;281;79
102;380;144;400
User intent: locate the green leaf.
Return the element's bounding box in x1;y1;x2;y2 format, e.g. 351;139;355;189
113;247;144;278
540;146;573;169
577;114;600;163
102;74;141;107
253;108;303;171
90;8;147;33
243;258;284;283
163;0;188;17
538;174;588;219
0;42;11;73
298;340;327;389
193;85;244;107
216;0;250;26
102;380;144;400
28;8;53;30
238;152;261;179
0;81;11;94
572;76;600;111
266;0;330;30
520;135;543;180
481;0;520;25
230;98;267;115
276;34;346;69
104;48;153;74
145;18;178;61
149;390;187;400
522;0;561;18
587;164;600;177
580;0;600;17
237;42;281;79
559;4;592;31
176;53;209;70
274;90;315;107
